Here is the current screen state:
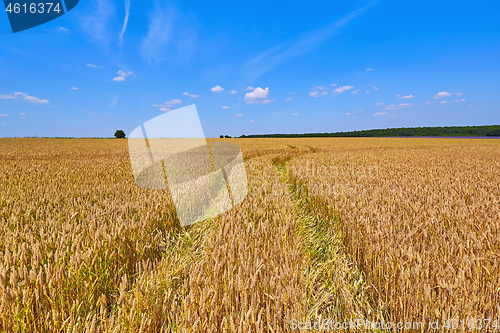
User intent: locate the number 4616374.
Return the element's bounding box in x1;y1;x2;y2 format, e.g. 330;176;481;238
6;3;62;14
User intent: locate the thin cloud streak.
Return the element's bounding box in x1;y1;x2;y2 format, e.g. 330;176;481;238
244;1;379;79
0;92;48;103
119;0;131;48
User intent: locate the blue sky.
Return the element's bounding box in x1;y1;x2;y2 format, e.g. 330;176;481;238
0;0;499;138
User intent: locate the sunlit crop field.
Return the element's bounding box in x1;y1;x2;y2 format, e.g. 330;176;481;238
0;138;499;332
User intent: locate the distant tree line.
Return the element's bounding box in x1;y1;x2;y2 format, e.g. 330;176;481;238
238;125;500;138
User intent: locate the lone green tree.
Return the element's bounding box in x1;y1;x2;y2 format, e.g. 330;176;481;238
114;130;126;138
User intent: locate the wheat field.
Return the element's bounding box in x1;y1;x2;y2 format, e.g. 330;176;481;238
0;138;498;332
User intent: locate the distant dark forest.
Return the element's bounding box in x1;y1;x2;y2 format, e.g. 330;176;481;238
239;125;500;138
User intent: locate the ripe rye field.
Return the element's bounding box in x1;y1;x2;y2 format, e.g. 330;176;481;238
0;138;499;332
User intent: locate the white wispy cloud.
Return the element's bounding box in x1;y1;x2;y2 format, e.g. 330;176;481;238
423;101;431;105
119;0;131;48
333;85;354;95
234;114;243;117
366;68;372;71
0;92;48;103
243;1;379;79
71;87;78;90
0;114;8;116
352;89;359;94
345;112;351;116
245;87;272;104
80;0;115;47
440;100;448;104
249;120;255;123
286;97;293;101
57;26;69;33
453;99;466;102
230;90;237;95
211;85;224;93
153;99;182;112
375;102;383;105
141;5;175;63
183;92;198;98
398;94;414;99
222;106;229;109
87;63;101;68
112;70;133;81
384;103;412;110
291;113;298;116
455;92;463;95
118;70;132;77
433;91;453;99
210;85;224;94
109;95;118;107
140;5;196;64
388;114;399;119
374;112;388;116
309;91;319;97
315;86;326;90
